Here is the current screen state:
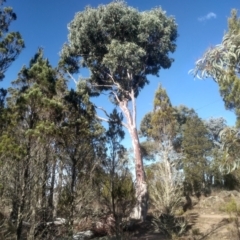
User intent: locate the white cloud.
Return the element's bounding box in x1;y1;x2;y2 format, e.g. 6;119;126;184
198;12;217;22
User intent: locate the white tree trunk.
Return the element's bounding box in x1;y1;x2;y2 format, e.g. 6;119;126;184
118;94;148;221
95;74;149;221
128;126;148;221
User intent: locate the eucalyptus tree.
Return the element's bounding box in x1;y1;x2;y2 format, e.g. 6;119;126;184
204;117;227;147
190;9;240;126
218;127;240;174
60;1;178;220
200;126;240;189
203;117;227;186
191;7;240;177
190;10;240;177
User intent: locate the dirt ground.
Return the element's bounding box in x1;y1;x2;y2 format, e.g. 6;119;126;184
122;190;240;240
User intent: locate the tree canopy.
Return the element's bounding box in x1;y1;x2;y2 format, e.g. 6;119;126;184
190;9;240;126
60;1;178;221
0;0;24;81
2;2;240;238
60;1;177;100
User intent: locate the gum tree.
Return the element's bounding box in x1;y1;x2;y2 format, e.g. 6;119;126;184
60;1;177;220
190;9;240;125
190;9;240;176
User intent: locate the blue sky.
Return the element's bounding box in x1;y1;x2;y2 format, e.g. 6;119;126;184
1;0;239;145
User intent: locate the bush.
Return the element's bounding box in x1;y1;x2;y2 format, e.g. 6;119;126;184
147;159;183;215
152;213;189;238
219;197;240;216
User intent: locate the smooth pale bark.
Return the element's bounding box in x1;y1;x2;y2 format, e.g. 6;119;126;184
75;71;149;220
118;89;148;221
128;126;148;220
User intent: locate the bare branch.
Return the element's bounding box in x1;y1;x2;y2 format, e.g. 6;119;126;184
92;84;113;88
96;114;128;129
95;106;111;118
110;90;121;104
127;70;131;80
96;116;109;122
107;72;130;98
67;71;78;85
107;73;122;89
120;120;128;129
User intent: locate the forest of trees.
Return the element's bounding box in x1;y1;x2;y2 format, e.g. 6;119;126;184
0;1;240;239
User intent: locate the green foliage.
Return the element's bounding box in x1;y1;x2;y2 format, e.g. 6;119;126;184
140;85;179;160
140;100;197;161
190;11;240;178
0;49;66;239
60;3;178;221
0;1;24;80
191;9;240;126
101;172;135;213
219;196;240;239
105;111;134;197
60;1;177;100
219;197;240;216
150;85;177;142
218;127;240;173
144;88;185;212
152;213;189;239
0;49;59;161
0;49;106;238
204;117;227;146
139;112;152;139
223;171;240;190
97;109;135;236
0;0;24;142
182;115;212;194
172;105;197;153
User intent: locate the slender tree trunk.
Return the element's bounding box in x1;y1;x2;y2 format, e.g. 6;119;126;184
49;157;57;220
16;154;30;240
41;150;49;224
53;159;63;218
130;127;145;182
28;182;37;240
128;126;148;221
119;94;148;221
70;159;77;236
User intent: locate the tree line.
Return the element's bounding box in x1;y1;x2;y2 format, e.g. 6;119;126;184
0;0;240;239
